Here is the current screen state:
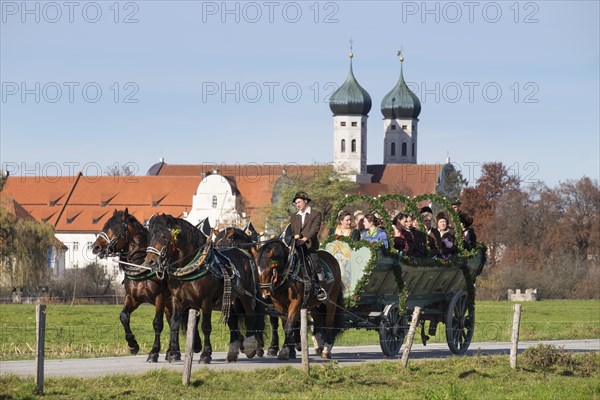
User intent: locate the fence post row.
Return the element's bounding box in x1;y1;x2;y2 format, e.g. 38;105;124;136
35;304;46;395
510;303;522;369
401;306;421;367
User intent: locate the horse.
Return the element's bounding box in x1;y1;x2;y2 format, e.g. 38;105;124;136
256;234;345;360
214;223;286;357
145;214;262;364
91;208;197;362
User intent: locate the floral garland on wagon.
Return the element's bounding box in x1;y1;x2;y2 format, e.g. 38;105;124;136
323;192;486;311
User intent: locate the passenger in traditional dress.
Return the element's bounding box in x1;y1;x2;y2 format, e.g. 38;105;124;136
353;210;365;235
334;211;361;241
392;213;413;254
420;207;442;258
361;213;388;248
436;212;458;259
409;215;427;257
460;212;477;250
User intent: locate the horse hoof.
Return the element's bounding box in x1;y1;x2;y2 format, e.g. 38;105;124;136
277;348;290;360
199;356;212;364
146;353;159;363
267;347;279;357
256;348;264;358
243;336;257;358
128;344;140;355
167;352;181;363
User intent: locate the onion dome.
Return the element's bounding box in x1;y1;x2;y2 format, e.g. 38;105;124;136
329;53;372;116
381;53;421;119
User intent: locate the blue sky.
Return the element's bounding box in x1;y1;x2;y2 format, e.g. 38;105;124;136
1;1;598;187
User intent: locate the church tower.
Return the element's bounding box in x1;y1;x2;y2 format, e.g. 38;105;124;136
381;52;421;164
329;52;372;183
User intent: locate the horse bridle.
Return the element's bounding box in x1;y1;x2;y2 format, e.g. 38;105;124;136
258;239;297;293
97;221;129;257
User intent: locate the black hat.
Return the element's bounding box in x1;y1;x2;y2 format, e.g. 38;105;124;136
436;211;449;222
292;191;311;203
420;206;433;214
451;199;462;206
459;212;474;228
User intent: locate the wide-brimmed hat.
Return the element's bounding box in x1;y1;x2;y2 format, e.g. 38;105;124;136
451;199;462;206
292;191;311;203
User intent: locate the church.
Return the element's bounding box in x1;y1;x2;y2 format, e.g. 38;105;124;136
1;53;459;278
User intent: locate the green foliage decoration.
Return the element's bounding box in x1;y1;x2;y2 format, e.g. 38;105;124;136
324;192;487;311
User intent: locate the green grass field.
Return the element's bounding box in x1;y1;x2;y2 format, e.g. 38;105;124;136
1;354;599;399
1;300;599;360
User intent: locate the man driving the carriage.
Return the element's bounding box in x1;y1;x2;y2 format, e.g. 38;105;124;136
290;191;328;301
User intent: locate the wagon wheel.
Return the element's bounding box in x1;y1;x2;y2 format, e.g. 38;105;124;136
379;303;405;356
445;291;475;355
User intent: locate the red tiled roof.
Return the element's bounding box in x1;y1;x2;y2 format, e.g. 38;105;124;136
2;175;202;232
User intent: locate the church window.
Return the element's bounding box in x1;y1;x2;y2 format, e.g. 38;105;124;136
341;139;346;153
402;143;407;156
351;139;357;153
402;125;408;130
391;142;396;156
351;122;357;127
412;143;415;157
211;195;218;208
391;124;396;130
340;121;346;127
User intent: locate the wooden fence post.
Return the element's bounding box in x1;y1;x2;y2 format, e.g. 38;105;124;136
510;303;522;369
35;304;46;395
401;306;421;367
300;308;310;375
182;309;198;385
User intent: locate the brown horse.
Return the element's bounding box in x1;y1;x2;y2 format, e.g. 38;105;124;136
145;214;262;364
91;209;195;362
256;235;345;360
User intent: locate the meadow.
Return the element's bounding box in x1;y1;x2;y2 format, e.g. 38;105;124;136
1;352;599;399
1;300;598;360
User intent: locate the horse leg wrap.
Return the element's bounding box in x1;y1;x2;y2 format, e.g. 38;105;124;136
242;336;257;358
226;342;240;363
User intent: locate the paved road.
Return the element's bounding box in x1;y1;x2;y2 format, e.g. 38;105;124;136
1;339;598;378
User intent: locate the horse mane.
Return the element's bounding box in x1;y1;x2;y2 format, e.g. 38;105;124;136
257;238;288;266
148;214;203;247
125;213;147;235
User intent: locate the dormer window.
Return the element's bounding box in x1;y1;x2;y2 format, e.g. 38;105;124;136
402;125;408;130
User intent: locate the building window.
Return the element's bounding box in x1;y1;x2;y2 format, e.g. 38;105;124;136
73;242;79;252
351;121;357;127
412;143;415;157
402;125;408;130
211;195;218;208
341;139;346;153
391;124;396;130
391;142;396;156
351;139;357;153
402;143;407;156
340;121;346;127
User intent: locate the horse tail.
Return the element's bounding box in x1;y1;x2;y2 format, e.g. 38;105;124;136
333;288;346;341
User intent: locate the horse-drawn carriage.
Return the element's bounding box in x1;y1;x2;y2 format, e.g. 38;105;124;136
322;193;487;356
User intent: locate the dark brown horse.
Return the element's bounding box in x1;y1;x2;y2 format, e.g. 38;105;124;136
91;209;188;362
214;223;286;357
145;214;262;363
256;234;345;359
